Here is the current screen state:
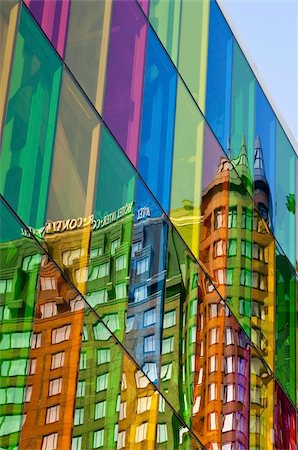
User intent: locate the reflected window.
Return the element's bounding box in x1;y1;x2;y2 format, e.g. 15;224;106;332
224;384;235;402
238;357;246;375
79;353;86;370
90;247;103;258
132;241;142;256
241;240;252;258
75;268;88;283
52;325;71;344
160;363;172;381
216;269;225;284
222;412;234;432
119;402;127;420
225;327;234;345
198;368;203;384
82;326;88;342
240;269;252;287
25;385;32;402
226;268;234;285
214;240;225;257
51;352;65;370
42;433;58;450
210;327;219;345
97;349;110;365
111;239;120;255
89;263;109;280
70;298;84;311
40;277;56;291
135;423;148;443
190;299;197;316
164;310;176;328
209;383;217;401
96;373;108;392
228;239;237;256
62;248;85;266
134;285;147;302
157;424;168;443
126;316;135;333
209;304;219;318
117;431;126;449
225;356;234;374
116;255;127;271
136;257;149;275
46;405;60;424
22;254;41;271
228;207;237;228
144;308;156;327
115;283;126;299
241;208;252;229
193;395;201;413
31;333;42;349
252;243;265;261
159;396;166;412
209;412;218;430
49;378;62;396
93;429;104;448
72;437;82;450
76;380;85;398
40;302;57;318
239;298;251;317
206;278;215;292
162;336;174;354
95;401;106;420
137;396;152;413
209;355;218;373
1;359;28;377
29;358;37;375
238;384;245;403
214;208;225;229
144;335;155;353
87;290;108;306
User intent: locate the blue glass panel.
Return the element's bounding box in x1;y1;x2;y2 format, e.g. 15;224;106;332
206;1;233;153
138;28;177;213
126;177;168;384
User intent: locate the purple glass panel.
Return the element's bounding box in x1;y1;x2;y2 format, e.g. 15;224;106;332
274;382;296;450
103;0;148;167
137;0;150;16
24;0;70;58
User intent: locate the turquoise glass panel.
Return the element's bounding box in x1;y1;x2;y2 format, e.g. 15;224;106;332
0;6;62;229
138;28;177;213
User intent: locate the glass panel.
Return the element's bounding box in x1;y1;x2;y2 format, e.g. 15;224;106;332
274;382;296;450
275;243;296;403
0;0;19;142
19;261;84;449
206;1;233;153
275;123;296;266
255;83;276;230
149;0;181;66
137;0;150;17
178;0;209;111
200;123;229;301
170;79;204;259
86;125;136;342
231;42;255;187
65;0;112;114
45;70;100;293
103;0;147;167
138;28;177;213
23;0;70;58
0;197;42;449
250;349;274;450
0;7;62;229
126;178;168;381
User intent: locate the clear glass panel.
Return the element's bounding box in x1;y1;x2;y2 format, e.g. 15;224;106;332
0;197;42;449
65;0;112;114
0;7;62;229
149;0;181;66
103;0;148;167
126;178;168;382
138;28;177;213
275;243;296;404
206;1;233;153
0;0;19;142
23;0;70;58
170;79;204;259
178;0;209;111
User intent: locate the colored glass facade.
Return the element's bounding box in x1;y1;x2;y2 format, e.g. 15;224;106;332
0;1;297;449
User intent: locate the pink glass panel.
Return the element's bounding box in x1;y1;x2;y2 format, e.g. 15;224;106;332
138;0;150;16
274;382;296;450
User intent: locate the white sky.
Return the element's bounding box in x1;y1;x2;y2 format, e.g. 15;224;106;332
217;0;298;151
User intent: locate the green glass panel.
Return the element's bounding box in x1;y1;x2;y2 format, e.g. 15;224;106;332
178;0;209;111
0;6;62;229
170;79;204;259
149;0;181;66
231;43;255;189
275;123;296;267
0;197;42;449
275;244;296;403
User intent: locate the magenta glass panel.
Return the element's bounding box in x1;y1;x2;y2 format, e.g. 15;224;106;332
274;382;296;450
103;0;148;167
137;0;150;16
24;0;70;58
